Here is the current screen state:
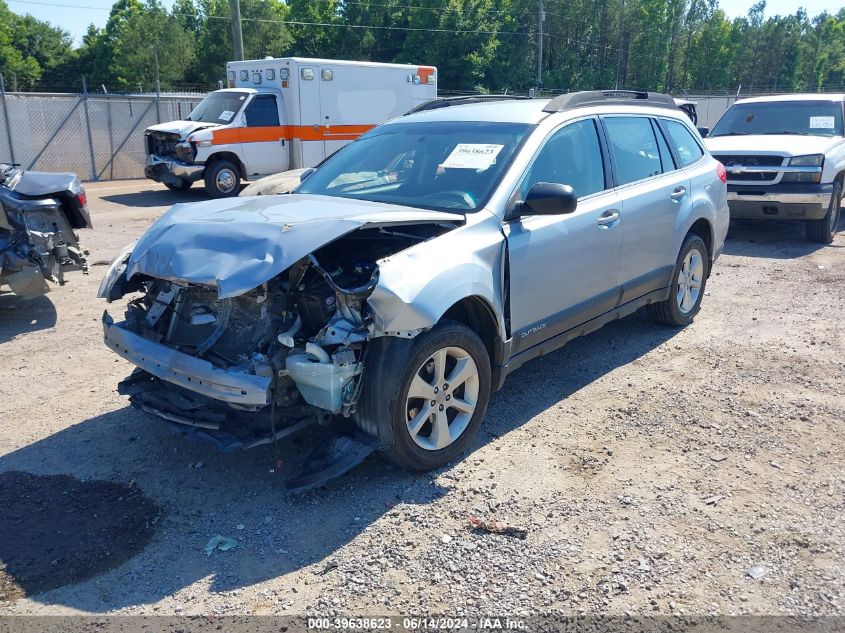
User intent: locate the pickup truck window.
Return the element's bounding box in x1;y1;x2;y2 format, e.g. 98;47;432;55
186;91;249;124
710;101;844;138
297;121;532;212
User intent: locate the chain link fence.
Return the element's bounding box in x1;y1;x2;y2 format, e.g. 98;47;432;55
0;83;205;182
0;81;816;183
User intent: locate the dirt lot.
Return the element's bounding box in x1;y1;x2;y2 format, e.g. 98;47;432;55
0;180;843;618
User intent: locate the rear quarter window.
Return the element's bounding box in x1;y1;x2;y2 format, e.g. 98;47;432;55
663;119;704;167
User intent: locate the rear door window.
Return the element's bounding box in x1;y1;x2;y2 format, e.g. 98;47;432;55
602;116;664;186
663;119;704;167
652;120;676;172
245;95;280;127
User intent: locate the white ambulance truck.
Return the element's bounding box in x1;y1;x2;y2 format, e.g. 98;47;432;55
143;57;437;197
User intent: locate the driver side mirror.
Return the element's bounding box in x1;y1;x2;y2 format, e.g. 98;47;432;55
512;182;577;219
697;126;710;138
299;168;315;183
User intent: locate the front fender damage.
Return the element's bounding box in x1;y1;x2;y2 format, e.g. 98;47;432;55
367;210;507;338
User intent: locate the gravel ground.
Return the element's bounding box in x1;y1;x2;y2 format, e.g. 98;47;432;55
0;180;843;618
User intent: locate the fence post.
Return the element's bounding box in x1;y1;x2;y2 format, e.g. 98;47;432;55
105;94;115;180
0;74;16;165
155;81;161;124
81;76;98;182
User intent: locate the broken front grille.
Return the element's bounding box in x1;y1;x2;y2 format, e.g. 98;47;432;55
145;132;180;158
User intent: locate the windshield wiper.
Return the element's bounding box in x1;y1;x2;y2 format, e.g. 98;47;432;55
760;131;813;136
710;132;751;137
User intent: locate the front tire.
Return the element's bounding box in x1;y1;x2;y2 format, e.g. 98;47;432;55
806;180;842;244
647;234;709;327
357;321;491;471
204;159;241;198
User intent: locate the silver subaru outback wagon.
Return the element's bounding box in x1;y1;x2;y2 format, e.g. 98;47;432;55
99;91;728;485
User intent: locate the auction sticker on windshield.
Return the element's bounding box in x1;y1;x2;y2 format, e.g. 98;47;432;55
219;111;235;122
810;116;834;129
442;144;504;170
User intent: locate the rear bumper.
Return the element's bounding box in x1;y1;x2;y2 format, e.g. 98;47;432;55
727;183;833;220
102;311;270;407
144;154;205;185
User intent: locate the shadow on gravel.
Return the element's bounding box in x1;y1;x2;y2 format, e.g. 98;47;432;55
101;188;212;208
0;472;160;605
479;310;678;446
0;309;676;611
0;293;57;344
724;216;845;259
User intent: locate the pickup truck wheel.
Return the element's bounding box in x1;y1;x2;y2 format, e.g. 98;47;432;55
164;179;192;191
357;321;491;471
806;180;842;244
204;160;241;198
646;234;709;327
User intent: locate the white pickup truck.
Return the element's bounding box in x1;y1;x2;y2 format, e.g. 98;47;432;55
705;94;844;243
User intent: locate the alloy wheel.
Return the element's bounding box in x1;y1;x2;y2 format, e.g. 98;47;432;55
676;247;704;314
405;346;479;451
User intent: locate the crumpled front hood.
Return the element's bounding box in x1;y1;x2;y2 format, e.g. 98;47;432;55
126;194;463;299
706;134;843;157
146;120;220;140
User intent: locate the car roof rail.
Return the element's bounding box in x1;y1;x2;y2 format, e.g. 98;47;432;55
406;94;531;115
542;90;678;113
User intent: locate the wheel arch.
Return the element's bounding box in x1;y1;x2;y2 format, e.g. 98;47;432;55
206;151;246;178
687;217;714;266
441;295;506;381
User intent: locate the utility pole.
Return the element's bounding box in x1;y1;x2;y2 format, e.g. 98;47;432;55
229;0;245;61
614;0;625;90
536;0;544;92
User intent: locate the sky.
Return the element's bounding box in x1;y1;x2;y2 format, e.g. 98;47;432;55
6;0;845;46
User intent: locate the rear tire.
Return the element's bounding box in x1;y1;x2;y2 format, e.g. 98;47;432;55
204;159;241;198
647;234;709;327
356;321;491;471
806;180;842;244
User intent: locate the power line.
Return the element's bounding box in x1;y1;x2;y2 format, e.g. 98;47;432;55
8;0;111;9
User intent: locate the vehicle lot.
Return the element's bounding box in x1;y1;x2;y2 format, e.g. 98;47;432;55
0;179;843;617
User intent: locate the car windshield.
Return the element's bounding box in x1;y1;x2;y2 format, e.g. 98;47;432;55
710;101;844;137
186;91;249;124
296;121;533;212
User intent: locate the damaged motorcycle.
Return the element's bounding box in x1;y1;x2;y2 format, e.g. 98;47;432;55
0;164;91;298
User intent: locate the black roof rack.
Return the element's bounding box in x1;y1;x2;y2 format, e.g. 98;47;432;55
543;90;678;113
406;94;531;115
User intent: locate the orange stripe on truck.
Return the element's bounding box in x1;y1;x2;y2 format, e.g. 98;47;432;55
211;124;376;145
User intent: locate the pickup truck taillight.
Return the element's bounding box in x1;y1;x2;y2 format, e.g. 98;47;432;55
716;162;727;184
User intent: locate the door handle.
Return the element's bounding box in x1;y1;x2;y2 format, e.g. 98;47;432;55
597;209;621;228
670;186;687;201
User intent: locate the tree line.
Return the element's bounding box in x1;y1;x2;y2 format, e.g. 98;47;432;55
1;0;844;95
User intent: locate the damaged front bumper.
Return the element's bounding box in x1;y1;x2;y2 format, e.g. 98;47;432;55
103;311;271;407
144;154;205;186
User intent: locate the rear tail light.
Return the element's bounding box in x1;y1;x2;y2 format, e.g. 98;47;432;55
75;191;87;208
716;162;727;184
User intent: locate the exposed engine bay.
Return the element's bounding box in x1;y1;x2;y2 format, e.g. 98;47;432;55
104;223;454;456
0;164;91;299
